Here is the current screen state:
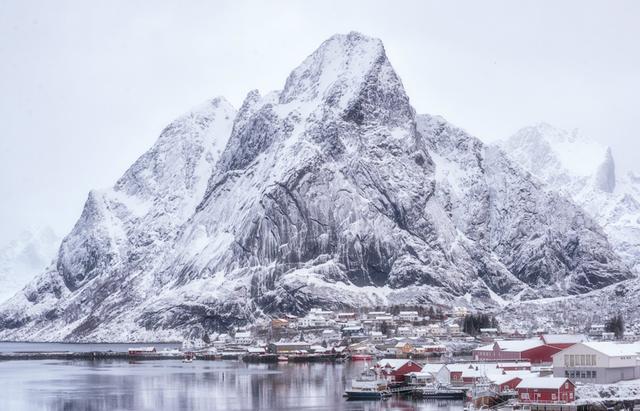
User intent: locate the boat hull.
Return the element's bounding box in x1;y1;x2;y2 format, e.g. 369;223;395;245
344;391;390;400
418;391;466;400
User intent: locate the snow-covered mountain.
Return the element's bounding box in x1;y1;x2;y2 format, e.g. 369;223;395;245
502;123;640;272
0;33;633;342
0;227;59;304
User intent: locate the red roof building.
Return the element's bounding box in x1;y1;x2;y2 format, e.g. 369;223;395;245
539;334;586;350
490;375;523;393
375;359;423;384
473;339;562;364
516;377;575;403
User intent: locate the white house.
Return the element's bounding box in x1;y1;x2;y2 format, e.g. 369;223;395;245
370;331;386;342
397;326;413;337
398;311;420;322
234;331;253;345
552;341;640;384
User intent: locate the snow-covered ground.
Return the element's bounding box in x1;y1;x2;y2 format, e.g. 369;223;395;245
577;379;640;402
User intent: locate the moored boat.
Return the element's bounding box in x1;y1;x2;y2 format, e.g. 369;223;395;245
414;383;466;399
351;354;373;361
344;366;390;400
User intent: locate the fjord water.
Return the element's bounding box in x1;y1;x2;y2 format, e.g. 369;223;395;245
0;353;464;411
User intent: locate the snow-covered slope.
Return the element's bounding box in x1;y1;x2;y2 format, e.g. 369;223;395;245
0;227;59;304
0;33;632;341
502;123;640;272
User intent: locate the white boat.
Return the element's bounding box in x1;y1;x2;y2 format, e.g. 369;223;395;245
182;352;195;363
414;383;466;399
344;366;390;400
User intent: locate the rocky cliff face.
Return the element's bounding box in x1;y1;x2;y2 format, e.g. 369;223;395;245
0;33;632;341
502;123;640;272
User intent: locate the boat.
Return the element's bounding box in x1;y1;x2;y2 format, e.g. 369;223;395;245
470;381;502;408
277;355;288;362
351;354;373;361
414;383;466;400
343;367;390;400
182;352;195;363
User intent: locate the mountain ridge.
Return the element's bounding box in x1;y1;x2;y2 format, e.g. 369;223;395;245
0;32;633;342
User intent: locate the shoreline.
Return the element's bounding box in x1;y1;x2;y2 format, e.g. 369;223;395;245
0;340;183;344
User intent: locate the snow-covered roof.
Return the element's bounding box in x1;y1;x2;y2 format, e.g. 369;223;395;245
582;342;640;357
376;359;416;370
420;364;446;373
128;346;155;352
541;334;586;344
475;343;496;351
496;339;544;352
516;377;571;390
497;361;531;368
489;374;524;385
235;331;251;338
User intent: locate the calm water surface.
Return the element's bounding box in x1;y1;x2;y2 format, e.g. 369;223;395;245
0;344;464;411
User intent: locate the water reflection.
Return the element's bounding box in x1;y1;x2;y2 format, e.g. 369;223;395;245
0;360;465;411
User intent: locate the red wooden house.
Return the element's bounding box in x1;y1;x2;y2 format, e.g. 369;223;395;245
490;374;523;393
496;361;531;371
539;334;585;350
516;377;575;403
375;359;422;384
473;339;562;364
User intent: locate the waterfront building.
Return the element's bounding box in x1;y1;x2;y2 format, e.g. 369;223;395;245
552;341;640;384
515;377;575;403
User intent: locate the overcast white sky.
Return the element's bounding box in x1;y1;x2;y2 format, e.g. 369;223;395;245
1;0;639;244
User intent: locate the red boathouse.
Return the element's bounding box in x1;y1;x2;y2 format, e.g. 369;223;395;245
516;377;575;403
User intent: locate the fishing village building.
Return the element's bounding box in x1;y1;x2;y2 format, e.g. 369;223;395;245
552;341;640;384
516;377;575;403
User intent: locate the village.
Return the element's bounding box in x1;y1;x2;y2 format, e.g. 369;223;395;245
125;307;640;409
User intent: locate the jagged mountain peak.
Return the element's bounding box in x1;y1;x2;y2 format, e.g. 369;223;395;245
595;147;616;193
505;123;608;180
0;34;633;342
280;32;385;104
502;123;640;273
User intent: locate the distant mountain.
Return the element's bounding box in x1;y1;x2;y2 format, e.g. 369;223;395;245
501;123;640;272
0;33;632;342
0;227;59;303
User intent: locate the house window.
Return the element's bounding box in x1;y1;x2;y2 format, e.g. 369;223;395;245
580;355;585;366
593;371;597;379
592;355;597;366
552;393;557;400
565;383;569;389
565;371;569;377
521;393;529;400
586;371;592;379
564;355;570;367
569;355;575;367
